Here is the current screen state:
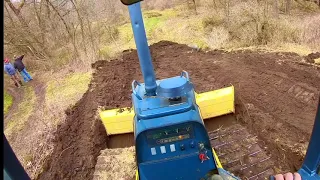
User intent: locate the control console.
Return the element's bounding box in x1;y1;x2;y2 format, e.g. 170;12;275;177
132;72;218;180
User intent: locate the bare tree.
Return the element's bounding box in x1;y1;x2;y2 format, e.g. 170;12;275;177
5;0;51;58
70;0;88;57
273;0;279;18
191;0;197;14
225;0;231;25
285;0;291;14
33;0;47;48
45;0;79;59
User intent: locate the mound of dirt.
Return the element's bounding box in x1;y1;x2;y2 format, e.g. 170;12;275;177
36;78;109;178
38;41;319;180
305;52;320;63
93;147;136;180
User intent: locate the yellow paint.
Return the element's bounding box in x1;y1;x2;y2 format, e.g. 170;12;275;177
212;148;223;169
136;170;139;180
99;86;235;135
195;86;235;119
99;108;135;135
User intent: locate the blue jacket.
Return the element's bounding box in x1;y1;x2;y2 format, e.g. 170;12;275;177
4;63;16;76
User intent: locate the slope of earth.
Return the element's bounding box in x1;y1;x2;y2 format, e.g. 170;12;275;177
38;41;319;180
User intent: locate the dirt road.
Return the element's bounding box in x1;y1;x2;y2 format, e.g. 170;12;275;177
38;41;320;180
4;87;24;128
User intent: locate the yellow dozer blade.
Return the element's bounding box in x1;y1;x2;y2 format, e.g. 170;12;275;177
100;86;235;135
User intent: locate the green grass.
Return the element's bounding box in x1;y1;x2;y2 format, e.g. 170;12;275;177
99;45;112;59
4;86;36;137
101;8;179;57
45;72;92;109
118;9;177;41
99;8;211;56
117;8;210;49
4;91;13;115
150;14;209;49
224;43;313;57
98;6;319;60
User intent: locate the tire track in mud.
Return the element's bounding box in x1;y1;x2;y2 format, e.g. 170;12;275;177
4;79;51;178
4;86;24;128
214;52;319;172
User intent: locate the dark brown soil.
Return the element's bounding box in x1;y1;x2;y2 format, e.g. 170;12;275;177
305;52;320;63
38;41;320;180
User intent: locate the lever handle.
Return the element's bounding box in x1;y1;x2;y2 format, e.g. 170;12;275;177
181;71;190;81
132;80;142;100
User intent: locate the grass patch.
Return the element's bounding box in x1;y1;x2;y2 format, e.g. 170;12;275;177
99;4;319;60
270;43;312;56
45;72;92;110
99;46;112;59
4;86;36;137
105;8;179;55
151;15;209;49
224;43;313;57
4;91;13;115
23;154;34;163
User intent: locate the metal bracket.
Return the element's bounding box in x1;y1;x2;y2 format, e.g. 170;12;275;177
132;80;142;100
181;71;190;81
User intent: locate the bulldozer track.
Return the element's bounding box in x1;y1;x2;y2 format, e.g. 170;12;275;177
93;123;274;180
209;124;274;180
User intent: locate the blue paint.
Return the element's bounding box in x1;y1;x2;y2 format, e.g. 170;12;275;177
3;134;30;180
218;168;240;179
132;77;195;121
298;100;320;180
132;74;225;180
128;3;157;96
157;76;194;98
127;2;238;179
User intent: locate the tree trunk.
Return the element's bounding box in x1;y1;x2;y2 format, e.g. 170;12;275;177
4;3;16;27
86;17;98;60
273;0;279;18
212;0;217;10
70;0;88;57
191;0;197;14
33;0;47;48
225;0;231;26
285;0;291;14
46;0;79;59
5;0;50;58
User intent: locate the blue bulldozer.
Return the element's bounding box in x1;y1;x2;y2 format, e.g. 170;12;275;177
3;0;320;180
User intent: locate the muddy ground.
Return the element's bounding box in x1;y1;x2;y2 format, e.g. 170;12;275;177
38;41;320;180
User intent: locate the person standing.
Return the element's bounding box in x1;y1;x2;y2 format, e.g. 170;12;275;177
13;55;33;82
4;58;23;88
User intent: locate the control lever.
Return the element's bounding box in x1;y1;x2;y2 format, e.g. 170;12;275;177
198;143;210;163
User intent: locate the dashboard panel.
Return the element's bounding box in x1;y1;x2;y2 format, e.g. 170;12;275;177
146;123;194;146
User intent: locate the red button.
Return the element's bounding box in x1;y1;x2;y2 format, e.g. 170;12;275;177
199;153;206;161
